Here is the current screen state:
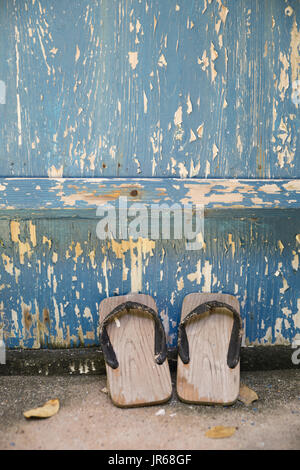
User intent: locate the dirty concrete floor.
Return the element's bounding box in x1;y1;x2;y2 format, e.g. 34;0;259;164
0;370;299;450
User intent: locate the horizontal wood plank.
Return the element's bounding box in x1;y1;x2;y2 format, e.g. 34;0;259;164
0;178;299;217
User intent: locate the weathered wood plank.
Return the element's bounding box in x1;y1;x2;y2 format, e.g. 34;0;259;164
0;210;299;350
0;178;299;214
0;0;299;178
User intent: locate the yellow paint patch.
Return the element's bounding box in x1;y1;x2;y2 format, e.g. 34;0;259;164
48;165;63;178
283;181;300;192
128;51;138;70
177;276;184;291
10;221;20;243
278;52;290;101
42;236;52;249
88;250;96;268
2;254;14;275
197;123;204;139
187;260;212;292
292;252;299;271
74;242;83;263
290;17;300;87
228;233;236;257
210;42;218;83
278;240;284;255
29;221;37;247
111;238;155;292
218;1;229;24
182;181;247;206
75;44;80;62
258;184;281;194
10;221;33;264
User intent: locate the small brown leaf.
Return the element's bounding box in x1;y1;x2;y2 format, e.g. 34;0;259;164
205;426;236;439
24;399;60;419
238;384;258;405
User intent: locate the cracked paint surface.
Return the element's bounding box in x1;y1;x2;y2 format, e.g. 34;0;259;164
0;0;299;178
0;207;299;349
0;0;299;350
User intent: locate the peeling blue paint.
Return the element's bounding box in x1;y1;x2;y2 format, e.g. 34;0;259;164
0;0;299;350
0;0;299;178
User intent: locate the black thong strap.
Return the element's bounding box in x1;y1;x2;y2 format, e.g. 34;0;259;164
99;301;168;369
177;300;242;369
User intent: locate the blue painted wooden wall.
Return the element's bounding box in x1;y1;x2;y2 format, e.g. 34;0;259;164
0;0;299;350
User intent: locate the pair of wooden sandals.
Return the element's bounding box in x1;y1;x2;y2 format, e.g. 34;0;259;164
99;293;242;407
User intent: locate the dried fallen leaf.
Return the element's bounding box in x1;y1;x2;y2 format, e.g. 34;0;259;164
238;384;258;405
205;426;236;439
101;387;108;394
24;399;60;419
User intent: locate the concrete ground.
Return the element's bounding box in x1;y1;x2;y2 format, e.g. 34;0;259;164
0;370;299;450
